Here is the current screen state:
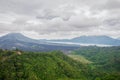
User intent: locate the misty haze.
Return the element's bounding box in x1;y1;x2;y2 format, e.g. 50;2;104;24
0;0;120;80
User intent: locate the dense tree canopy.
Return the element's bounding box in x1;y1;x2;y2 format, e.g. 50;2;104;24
0;46;120;80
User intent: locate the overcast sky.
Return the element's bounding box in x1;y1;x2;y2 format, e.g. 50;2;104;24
0;0;120;39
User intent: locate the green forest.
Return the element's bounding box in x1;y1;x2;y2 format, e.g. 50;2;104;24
0;46;120;80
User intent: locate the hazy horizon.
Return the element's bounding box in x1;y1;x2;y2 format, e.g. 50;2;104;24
0;32;119;40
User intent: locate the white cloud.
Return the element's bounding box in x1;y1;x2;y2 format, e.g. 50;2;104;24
0;0;120;39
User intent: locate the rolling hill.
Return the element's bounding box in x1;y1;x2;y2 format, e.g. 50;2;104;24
0;48;120;80
0;50;87;80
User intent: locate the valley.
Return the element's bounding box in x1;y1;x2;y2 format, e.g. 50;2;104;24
0;33;120;80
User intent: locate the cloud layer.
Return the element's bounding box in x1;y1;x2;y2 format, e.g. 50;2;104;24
0;0;120;39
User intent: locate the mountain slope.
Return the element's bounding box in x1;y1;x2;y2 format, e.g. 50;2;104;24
0;33;120;51
0;33;34;42
0;33;79;51
71;36;120;45
0;50;87;80
50;36;120;46
0;49;120;80
72;46;120;72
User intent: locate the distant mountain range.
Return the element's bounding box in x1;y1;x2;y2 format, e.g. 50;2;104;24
0;33;79;51
49;36;120;46
0;33;120;51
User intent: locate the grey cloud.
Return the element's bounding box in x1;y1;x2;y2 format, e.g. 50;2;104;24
0;0;120;39
36;9;59;20
36;5;76;21
103;18;120;31
104;0;120;10
105;19;120;26
68;15;102;29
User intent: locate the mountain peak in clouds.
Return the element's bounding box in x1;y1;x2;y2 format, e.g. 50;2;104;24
0;33;37;43
0;33;78;51
6;33;23;36
72;35;113;40
70;35;120;45
1;33;27;40
4;33;25;38
50;35;120;46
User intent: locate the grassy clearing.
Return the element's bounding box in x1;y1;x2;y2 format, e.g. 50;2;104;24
68;55;92;64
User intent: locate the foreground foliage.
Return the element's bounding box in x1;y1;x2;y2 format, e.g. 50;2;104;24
0;46;120;80
0;50;87;80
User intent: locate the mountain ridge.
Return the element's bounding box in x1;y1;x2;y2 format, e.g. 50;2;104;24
49;35;120;46
0;33;79;51
0;33;120;51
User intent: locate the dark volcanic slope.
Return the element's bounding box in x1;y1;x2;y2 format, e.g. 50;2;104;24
0;33;79;51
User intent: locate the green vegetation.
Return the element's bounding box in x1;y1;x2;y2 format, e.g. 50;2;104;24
0;46;120;80
0;50;87;80
68;55;92;64
72;46;120;72
71;46;120;80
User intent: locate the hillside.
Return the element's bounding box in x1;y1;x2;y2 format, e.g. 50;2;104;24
0;50;87;80
1;33;120;52
0;48;120;80
0;33;79;51
72;46;120;72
